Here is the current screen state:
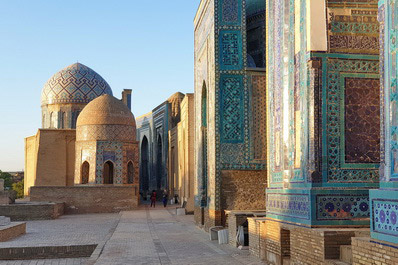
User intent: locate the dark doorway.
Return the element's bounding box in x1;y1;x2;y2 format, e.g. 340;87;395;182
281;229;291;264
103;161;114;184
156;135;162;190
127;161;134;184
141;136;149;192
81;161;89;184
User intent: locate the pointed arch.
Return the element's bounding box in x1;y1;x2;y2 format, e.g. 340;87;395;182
127;161;134;184
81;161;90;184
140;136;149;191
156;134;163;190
103;161;114;184
200;81;208;207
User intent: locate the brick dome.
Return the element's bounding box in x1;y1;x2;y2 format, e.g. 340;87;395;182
76;94;136;142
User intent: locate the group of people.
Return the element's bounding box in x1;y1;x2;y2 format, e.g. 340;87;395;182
150;189;168;208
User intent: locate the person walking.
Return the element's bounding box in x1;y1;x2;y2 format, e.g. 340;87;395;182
162;190;168;208
150;190;157;208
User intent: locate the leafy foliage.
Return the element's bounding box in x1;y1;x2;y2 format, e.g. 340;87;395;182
12;180;24;199
0;170;12;190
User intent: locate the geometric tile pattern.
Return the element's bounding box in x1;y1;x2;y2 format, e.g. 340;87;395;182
326;59;380;182
96;141;123;184
251;75;267;160
266;193;311;220
219;31;242;70
220;75;243;143
221;0;238;23
344;78;380;163
317;194;370;220
266;0;379;226
372;199;398;237
41;63;113;106
77;125;135;142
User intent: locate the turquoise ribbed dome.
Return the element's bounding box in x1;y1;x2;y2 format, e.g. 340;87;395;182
246;0;265;17
41;63;113;106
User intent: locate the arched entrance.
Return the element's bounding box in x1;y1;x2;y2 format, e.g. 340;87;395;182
156;135;163;190
103;161;114;184
140;136;149;192
81;161;89;184
127;161;134;184
201;81;208;209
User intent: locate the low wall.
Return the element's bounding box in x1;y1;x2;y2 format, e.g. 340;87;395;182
227;210;266;247
0;222;26;242
0;202;64;221
352;237;398;265
0;244;96;260
30;185;139;214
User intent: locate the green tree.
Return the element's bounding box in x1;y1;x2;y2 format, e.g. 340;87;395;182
0;170;12;190
12;180;24;199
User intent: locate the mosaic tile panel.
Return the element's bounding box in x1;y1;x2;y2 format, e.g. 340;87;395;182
328;3;379;54
266;193;311;220
251;75;267;160
317;194;370;220
326;58;380;182
220;75;244;143
372;199;398;237
96;141;123;184
77;125;135;142
221;0;239;23
344;78;380;163
329;35;379;53
219;31;243;70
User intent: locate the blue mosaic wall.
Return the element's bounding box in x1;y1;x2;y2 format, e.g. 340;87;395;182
194;0;267;211
96;141;123;184
266;0;380;226
370;0;398;244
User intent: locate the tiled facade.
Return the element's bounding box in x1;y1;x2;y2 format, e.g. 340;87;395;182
74;95;139;185
169;94;195;212
136;92;185;197
194;0;267;231
266;0;380;228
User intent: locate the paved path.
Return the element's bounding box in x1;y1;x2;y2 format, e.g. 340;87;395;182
0;213;119;247
0;207;263;265
92;206;263;265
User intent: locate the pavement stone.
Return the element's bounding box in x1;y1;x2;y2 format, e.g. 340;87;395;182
0;213;119;248
0;206;264;265
93;206;264;265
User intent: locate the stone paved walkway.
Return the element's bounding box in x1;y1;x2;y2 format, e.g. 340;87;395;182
0;213;119;247
92;206;264;265
0;207;264;265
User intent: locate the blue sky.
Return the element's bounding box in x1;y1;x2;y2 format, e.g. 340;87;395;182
0;0;201;171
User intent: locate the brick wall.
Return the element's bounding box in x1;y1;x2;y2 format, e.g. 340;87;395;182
352;237;398;265
194;206;202;226
221;170;266;211
291;227;325;264
228;211;266;248
0;202;64;221
248;217;267;259
291;228;367;264
30;185;139;214
228;213;248;247
0;244;96;260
